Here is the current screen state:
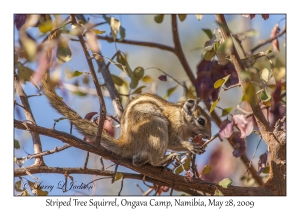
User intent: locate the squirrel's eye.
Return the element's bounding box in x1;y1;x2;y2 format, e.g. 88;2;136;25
197;117;205;126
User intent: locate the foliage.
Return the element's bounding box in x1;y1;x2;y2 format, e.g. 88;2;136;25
14;14;286;196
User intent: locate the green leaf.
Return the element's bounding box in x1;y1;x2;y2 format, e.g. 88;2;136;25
114;172;123;181
133;66;145;80
72;70;83;77
164;85;178;98
18;65;34;84
175;166;184;174
219;178;233;188
142;75;153;83
178;14;187;22
119;26;126;41
72;91;87;97
110;17;121;41
243;83;256;106
221;107;233;116
183;157;191;171
201;165;212;175
129;79;138;89
202;29;213;39
195;14;203;20
15;180;23;192
56;39;72;64
111;74;124;86
260;88;271;102
262;165;270;174
210;99;219;113
204;49;216;61
78;20;85;25
114;53;133;77
214;74;230;88
90;29;105;34
117;52;127;66
261;68;269;82
132;86;146;95
214;189;224;196
154;14;164;23
14;139;20;149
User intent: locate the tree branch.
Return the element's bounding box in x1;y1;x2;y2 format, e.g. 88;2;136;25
250;25;286;54
75;15;124;121
16;144;70;160
70;15;106;146
171;15;196;84
14;72;45;166
95;36;175;53
14;119;273;195
215;14;286;195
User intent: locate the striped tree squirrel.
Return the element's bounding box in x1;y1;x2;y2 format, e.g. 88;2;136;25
41;70;211;166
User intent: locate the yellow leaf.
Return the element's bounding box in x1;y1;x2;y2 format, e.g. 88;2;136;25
142;75;153;83
196;14;203;20
214;189;224;196
202;165;212;175
110;17;121;41
210;99;219;113
90;29;105;34
214;78;225;89
178;14;187;22
261;68;269;82
114;172;123;181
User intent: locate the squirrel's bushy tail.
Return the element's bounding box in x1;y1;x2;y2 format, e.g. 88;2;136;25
41;69;122;154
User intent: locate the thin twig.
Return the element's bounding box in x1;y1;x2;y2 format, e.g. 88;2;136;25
118;176;124;196
170;186;174;196
191;154;199;178
249;25;286;54
84;152;90;170
153;186;161;196
244;137;262;174
111;164;119;184
100;157;105;171
14;71;45;166
17;144;71;160
222;83;241;91
27;93;42;98
40;19;72;45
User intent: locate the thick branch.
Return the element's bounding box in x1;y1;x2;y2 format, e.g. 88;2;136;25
215;14;286;195
14;166;199;195
14;72;45;166
70;15;106;146
14;119;273;195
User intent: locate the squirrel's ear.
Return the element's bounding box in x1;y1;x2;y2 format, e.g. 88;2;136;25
183;99;196;114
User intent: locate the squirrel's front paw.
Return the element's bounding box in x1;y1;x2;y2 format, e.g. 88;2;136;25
190;143;206;155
